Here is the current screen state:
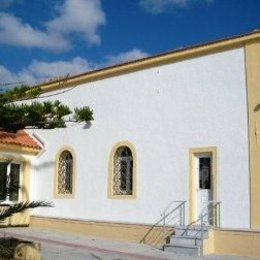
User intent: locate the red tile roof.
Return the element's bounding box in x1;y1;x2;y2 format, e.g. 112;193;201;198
0;130;42;150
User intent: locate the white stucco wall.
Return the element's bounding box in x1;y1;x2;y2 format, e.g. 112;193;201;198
30;47;250;228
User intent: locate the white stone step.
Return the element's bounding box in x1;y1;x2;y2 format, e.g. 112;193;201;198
174;225;208;237
162;225;209;256
163;244;200;256
170;235;202;246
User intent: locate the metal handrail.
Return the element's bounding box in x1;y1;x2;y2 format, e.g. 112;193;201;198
161;200;186;226
140;200;186;245
199;200;221;256
161;200;186;216
161;200;186;244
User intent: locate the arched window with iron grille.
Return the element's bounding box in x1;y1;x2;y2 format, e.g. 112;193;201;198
58;151;73;195
113;146;133;195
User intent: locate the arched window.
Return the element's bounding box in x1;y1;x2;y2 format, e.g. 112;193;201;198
58;151;73;195
113;146;133;195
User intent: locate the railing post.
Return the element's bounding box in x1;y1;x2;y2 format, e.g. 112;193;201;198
217;202;221;228
182;203;185;226
180;205;182;226
140;200;187;246
214;203;216;227
200;212;204;257
162;212;166;244
182;202;186;226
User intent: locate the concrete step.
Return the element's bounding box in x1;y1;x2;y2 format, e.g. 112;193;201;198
162;225;209;256
174;225;208;238
170;235;202;246
163;244;200;256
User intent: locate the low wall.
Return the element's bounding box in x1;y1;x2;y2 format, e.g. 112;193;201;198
31;217;260;257
30;216;173;246
214;228;260;258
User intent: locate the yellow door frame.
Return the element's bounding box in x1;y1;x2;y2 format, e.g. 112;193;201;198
189;147;217;224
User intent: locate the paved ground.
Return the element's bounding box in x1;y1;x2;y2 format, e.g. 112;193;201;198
0;227;255;260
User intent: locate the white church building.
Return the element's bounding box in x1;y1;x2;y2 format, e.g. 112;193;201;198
1;30;260;256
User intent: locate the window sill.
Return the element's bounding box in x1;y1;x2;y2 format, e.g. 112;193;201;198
108;194;136;200
54;194;75;199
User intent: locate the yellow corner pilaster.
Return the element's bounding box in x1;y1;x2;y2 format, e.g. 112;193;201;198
245;39;260;228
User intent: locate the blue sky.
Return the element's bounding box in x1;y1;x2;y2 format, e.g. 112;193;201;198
0;0;260;88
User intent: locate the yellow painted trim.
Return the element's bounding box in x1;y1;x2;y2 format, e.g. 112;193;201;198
37;31;260;93
0;144;40;156
30;215;164;245
21;160;31;201
108;141;137;199
245;39;260;228
53;146;76;199
189;147;217;224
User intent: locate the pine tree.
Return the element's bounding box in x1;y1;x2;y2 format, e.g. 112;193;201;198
0;85;93;132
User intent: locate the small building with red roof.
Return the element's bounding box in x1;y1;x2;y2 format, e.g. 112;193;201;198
0;130;42;155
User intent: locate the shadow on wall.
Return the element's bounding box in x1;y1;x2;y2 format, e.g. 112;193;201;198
34;161;55;171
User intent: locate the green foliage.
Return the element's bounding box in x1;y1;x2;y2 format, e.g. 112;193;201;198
74;107;94;122
0;201;53;221
0;85;94;132
0;85;41;104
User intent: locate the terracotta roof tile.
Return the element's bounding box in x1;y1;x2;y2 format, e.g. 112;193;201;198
0;130;41;150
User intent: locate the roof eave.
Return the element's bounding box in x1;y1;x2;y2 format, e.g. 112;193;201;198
38;30;260;93
0;143;42;156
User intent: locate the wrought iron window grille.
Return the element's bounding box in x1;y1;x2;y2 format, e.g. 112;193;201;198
113;147;133;195
58;151;73;194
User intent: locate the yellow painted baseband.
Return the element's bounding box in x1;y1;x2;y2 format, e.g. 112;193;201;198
193;228;260;257
30;217;260;257
211;228;260;258
30;216;171;246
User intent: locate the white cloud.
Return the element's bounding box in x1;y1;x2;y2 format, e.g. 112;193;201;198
103;49;149;67
0;65;15;83
47;0;105;45
0;57;92;86
0;0;106;51
0;13;70;51
139;0;214;14
0;48;149;87
20;57;92;84
27;58;91;79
